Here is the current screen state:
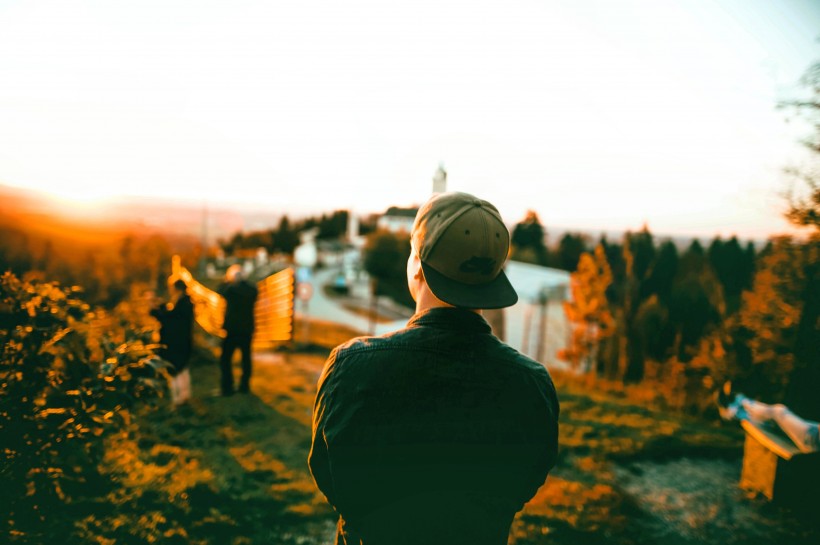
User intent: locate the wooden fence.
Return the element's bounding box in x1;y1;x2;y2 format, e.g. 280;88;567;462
171;256;294;348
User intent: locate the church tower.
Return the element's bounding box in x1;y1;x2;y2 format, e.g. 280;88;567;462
432;163;447;194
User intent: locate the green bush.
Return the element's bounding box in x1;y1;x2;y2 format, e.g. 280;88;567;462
363;230;414;309
0;272;167;539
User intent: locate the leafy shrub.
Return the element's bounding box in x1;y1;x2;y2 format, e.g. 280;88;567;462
0;272;167;539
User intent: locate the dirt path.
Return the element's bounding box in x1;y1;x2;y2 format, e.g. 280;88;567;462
613;456;818;545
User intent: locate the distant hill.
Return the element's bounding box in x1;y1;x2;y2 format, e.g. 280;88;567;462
0;183;254;246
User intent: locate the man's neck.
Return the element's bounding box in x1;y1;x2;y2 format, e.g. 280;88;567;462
415;294;482;317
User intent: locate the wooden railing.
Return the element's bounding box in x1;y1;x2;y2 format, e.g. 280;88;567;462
171;256;294;347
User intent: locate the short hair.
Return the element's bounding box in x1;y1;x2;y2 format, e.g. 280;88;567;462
226;264;243;282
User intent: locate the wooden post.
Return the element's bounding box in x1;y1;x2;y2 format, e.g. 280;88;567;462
739;420;820;504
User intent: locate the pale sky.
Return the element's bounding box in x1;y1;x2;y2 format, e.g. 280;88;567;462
1;0;819;239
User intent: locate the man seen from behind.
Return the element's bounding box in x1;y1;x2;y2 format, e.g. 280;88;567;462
309;191;560;544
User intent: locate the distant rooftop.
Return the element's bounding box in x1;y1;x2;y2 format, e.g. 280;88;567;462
383;206;419;218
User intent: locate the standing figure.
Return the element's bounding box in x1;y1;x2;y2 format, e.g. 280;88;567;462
309;192;560;545
150;279;195;405
218;264;258;395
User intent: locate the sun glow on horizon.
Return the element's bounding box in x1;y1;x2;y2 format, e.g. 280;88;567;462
0;1;818;239
13;182;119;221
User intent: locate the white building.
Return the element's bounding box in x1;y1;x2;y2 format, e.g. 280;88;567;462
376;206;418;234
503;261;570;370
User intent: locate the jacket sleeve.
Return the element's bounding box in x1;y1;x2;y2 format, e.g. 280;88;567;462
520;366;560;505
308;347;340;506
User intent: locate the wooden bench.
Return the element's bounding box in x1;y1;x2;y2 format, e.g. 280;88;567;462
739;419;820;504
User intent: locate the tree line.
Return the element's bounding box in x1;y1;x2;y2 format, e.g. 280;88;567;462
219;210;377;255
554;60;820;418
556;208;816;419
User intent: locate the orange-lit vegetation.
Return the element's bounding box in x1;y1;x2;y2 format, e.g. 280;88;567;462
4;269;820;543
0;203;200;307
0;273;171;542
3;203;818;543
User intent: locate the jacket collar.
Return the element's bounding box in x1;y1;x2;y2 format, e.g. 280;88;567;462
406;307;492;334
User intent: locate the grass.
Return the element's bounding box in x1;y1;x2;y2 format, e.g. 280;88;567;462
508;380;744;544
14;322;820;544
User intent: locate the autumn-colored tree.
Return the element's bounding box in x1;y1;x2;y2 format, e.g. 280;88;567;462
561;245;615;372
730;237;809;402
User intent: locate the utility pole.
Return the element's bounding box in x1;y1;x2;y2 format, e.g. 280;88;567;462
200;199;209;276
536;288;549;364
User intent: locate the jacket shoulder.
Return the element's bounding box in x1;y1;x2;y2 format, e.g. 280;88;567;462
509;345;551;376
326;330;415;373
331;334;388;358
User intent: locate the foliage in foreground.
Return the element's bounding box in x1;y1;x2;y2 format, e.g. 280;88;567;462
0;272;168;542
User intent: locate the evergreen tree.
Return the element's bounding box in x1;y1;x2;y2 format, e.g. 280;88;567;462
628;225;656;282
634;295;673;362
556;233;589;272
668;268;724;360
644;240;678;304
363;231;413;309
273;216;300;255
707;236;750;314
510;210;549;266
318;210;349;240
618;228;657;382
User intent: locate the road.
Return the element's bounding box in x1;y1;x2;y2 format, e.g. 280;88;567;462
293;266;409;337
289;262;570;370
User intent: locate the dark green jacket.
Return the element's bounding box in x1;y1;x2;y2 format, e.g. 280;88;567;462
218;280;258;336
309;307;560;545
149;293;194;374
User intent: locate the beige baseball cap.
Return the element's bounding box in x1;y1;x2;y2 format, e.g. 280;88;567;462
411;191;518;309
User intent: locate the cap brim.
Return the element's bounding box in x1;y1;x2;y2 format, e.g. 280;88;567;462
421;261;518;309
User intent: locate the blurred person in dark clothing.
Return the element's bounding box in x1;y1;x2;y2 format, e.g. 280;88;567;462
150;278;194;405
218;264;258;395
309;192;560;545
